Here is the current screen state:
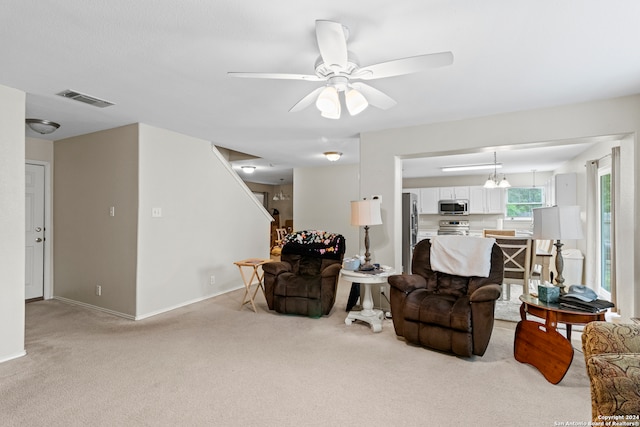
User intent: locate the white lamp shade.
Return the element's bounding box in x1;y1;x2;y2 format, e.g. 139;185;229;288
498;177;511;188
351;199;382;226
345;88;368;116
533;205;584;240
316;86;340;117
321;108;341;119
484;177;497;188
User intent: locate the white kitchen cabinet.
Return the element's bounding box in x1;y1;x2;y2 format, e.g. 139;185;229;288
439;186;469;200
469;186;504;214
485;188;505;213
419;188;439;214
469;187;485;214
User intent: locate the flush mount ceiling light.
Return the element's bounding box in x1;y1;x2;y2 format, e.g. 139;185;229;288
26;118;60;135
324;151;342;162
483;152;511;189
241;165;256;174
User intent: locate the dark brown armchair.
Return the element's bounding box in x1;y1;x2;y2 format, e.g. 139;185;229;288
262;230;345;318
388;238;504;357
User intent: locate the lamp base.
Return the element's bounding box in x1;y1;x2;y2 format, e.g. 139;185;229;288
553;240;566;293
359;263;375;271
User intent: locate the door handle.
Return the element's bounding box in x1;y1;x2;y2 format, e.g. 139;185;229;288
35;227;42;232
35;237;43;243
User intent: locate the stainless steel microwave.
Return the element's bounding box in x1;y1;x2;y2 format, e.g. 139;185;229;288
438;199;469;215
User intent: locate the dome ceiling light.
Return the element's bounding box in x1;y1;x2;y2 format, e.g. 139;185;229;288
26;118;60;135
323;151;342;161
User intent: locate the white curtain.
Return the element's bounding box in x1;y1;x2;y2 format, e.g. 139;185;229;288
610;146;620;311
585;160;598;288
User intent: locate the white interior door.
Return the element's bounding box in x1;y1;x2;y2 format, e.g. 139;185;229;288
25;163;45;300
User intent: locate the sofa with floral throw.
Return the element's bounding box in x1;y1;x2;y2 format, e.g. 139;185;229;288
581;321;640;421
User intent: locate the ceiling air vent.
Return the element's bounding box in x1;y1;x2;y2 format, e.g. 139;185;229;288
56;89;115;108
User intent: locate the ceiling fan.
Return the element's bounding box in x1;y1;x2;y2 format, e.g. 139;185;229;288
228;20;453;119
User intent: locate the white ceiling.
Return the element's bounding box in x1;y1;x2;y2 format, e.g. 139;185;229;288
4;1;640;185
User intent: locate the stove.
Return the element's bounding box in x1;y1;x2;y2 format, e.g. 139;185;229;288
437;219;470;235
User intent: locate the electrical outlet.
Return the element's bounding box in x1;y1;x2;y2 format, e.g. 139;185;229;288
210;275;216;285
152;207;162;218
96;285;102;296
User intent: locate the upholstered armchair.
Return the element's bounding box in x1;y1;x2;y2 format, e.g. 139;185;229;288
262;230;345;318
582;321;640;421
388;237;504;357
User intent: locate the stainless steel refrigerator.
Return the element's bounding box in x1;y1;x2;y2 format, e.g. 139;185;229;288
402;192;419;274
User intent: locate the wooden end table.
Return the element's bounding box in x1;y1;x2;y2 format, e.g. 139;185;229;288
234;258;272;313
514;294;606;384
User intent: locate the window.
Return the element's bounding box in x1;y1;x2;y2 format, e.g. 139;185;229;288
598;165;612;296
505;187;544;219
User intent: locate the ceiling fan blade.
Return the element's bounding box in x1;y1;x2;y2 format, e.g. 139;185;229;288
228;72;323;82
351;83;397;110
315;20;348;69
289;86;325;113
354;51;454;80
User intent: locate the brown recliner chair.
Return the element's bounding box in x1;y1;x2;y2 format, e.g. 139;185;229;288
388;238;504;357
262;230;345;318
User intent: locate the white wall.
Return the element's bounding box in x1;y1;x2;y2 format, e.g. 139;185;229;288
136;124;272;318
554;140;620;257
359;95;639;320
294;164;360;258
0;84;26;362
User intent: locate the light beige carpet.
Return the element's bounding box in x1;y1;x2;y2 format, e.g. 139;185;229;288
1;279;593;426
495;284;525;322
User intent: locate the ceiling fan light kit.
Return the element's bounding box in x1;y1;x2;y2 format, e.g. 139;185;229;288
229;20;453;120
345;88;368;116
316;86;341;118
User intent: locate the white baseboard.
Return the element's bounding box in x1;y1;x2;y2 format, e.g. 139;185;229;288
53;296;136;320
135;286;244;320
0;350;27;364
53;285;245;321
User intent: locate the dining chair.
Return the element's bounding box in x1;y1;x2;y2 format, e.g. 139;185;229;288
482;229;516;237
275;228;288;242
492;236;535;300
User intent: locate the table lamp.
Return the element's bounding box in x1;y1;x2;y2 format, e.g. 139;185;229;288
532;205;584;292
351;199;383;271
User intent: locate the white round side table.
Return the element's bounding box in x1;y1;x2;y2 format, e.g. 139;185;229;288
340;267;395;333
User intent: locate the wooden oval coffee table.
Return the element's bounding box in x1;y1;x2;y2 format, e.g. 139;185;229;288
514;294;606;384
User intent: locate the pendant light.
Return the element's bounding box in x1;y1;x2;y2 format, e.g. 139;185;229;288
272;179;291;201
483;152;511;188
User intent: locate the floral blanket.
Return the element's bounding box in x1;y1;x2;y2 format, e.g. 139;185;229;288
281;230;345;260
